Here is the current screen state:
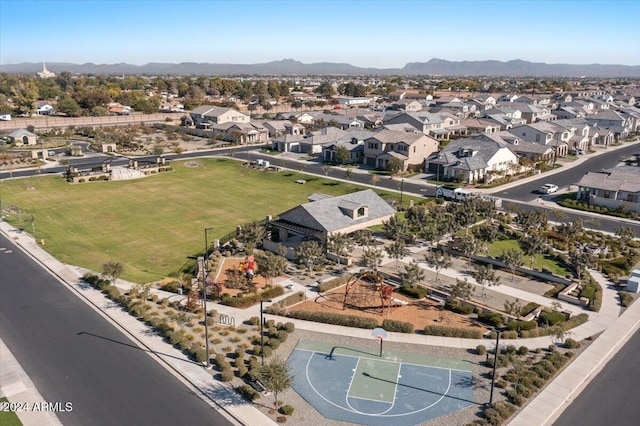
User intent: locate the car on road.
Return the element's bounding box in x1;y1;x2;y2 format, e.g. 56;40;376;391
536;183;558;194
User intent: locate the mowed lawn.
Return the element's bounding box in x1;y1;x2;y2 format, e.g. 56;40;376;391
0;158;402;283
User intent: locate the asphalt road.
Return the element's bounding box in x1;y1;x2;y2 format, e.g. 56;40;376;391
553;328;640;426
0;233;232;426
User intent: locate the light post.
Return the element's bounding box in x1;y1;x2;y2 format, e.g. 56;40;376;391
489;328;501;404
260;299;273;366
202;227;213;368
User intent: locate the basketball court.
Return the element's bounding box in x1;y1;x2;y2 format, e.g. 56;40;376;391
288;339;475;426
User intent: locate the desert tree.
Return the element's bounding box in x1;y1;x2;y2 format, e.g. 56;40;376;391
360;247;383;272
102;260;124;286
521;233;545;268
326;233;353;265
568;249;594;282
450;278;474;300
499;248;524;281
295;240;324;272
474;264;500;298
256;252;288;285
385;238;408;271
260;356;294;412
424;248;452;286
238;221;266;252
400;259;425;288
503;298;523;318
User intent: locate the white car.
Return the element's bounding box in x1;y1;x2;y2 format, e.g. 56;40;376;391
537;184;558;194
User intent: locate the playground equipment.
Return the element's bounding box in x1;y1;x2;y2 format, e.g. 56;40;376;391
342;272;401;315
239;255;256;280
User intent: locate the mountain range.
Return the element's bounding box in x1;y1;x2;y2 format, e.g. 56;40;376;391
2;58;639;78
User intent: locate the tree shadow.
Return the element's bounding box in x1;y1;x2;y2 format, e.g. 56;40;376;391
76;331;200;366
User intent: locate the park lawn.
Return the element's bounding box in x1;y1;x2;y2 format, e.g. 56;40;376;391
0;398;23;426
488;239;569;276
0;158;418;283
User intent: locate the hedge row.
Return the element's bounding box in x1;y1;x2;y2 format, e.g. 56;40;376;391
287;310;378;329
317;276;350;293
381;319;414;334
220;286;285;308
423;325;483;339
444;299;474;315
518;313;589;338
266;292;305;315
505;320;537;332
398;285;428;299
478;311;505;328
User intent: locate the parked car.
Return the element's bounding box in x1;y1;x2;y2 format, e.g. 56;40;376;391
537;183;558;194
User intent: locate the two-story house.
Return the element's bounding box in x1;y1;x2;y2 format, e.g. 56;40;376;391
507;122;569;156
363;129;438;171
190;105;250;127
383;111;447;139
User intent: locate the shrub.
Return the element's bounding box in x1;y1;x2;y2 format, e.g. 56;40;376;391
276;416;287;423
505;345;516;355
423;325;483;339
398;285;428;299
618;291;634;307
381;319;414;333
476;345;486;355
284;322;295;333
538;310;567;326
518;346;529;355
316;275;350;293
193;347;207;363
220;369;234;382
564;338;580;349
444;299;474;314
287;310;378;329
220;286;285;308
267;338;281;350
279;405;295;415
477;311;505;327
247;316;260;326
237;365;248;378
266;292;306;314
500;330;518;339
236;384;260;401
484;401;516;425
262;346;273;358
505;320;537;332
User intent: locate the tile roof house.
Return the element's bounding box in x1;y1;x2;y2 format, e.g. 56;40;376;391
575;167;640;213
190;105;250;127
363;129;438;171
271;189;396;244
383;111;448;139
425;136;519;184
321;129;373;164
209;122;269;144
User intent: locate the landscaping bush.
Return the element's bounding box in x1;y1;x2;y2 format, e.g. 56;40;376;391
276;416;287;423
518;346;529;355
284;322;295;333
381;319;414;333
476;345;486;355
220;286;285;308
237;365;248;378
477;311;505;327
316;275;350;293
564;338;580;349
266;292;306;314
279;405;295;415
444;299;474;315
236;384;260;401
423;325;483;339
220;369;234;382
505;320;537;332
538;310;567;326
563;313;589;329
398;285;428;299
483;401;516;425
247;316;260;326
262;346;273;358
500;330;518;339
619;291;634;307
287;310;378;329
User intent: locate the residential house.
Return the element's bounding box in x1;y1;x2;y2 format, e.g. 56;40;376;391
107;102;133;116
439;112;469;137
459;118;502;134
510;103;555;124
425;136;519;184
337;97;372;106
392;99;424;112
271;134;305;153
7;129;37;146
298;127;347;154
497;94;520;103
36;101;55;115
483;132;555;165
583;109;630;140
321;129;372;164
383;111;447;139
190;105;250;127
363;129;438;171
575;167;640;213
262;120;305;138
507;122;569;156
357;113;384;129
209;122;268;144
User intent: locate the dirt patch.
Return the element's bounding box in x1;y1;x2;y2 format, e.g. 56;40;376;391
184;160;203;168
214;257;287;297
289;286;483;331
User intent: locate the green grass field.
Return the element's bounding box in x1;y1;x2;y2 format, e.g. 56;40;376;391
488;239;569;275
0;398;23;426
0;158;414;283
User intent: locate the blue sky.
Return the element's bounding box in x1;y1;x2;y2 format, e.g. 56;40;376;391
1;0;638;67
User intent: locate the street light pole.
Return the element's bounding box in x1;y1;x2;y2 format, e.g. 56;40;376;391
202;227;213;368
260;299;273;366
489;328;501;404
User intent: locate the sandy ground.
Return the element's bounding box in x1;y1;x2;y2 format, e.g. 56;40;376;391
214;257;288;297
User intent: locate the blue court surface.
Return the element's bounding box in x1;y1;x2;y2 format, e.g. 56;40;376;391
288;340;475;426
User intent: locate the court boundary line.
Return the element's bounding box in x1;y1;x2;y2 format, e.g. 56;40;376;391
294;347;470;372
300;349;456;418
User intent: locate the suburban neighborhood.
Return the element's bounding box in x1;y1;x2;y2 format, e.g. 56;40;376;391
2;1;640;426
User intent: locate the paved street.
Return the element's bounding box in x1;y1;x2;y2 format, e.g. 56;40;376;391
0;232;234;426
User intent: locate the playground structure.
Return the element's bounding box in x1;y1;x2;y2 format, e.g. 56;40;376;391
238;255;256;280
342;272;407;315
